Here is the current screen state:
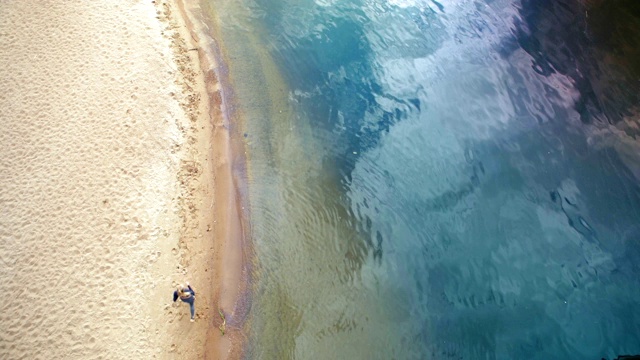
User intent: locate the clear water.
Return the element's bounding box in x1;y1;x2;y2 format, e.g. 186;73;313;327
206;0;640;358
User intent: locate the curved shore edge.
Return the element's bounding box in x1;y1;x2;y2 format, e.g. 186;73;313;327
1;0;251;358
171;0;252;359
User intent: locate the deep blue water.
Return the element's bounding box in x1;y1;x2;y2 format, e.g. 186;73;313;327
207;0;640;358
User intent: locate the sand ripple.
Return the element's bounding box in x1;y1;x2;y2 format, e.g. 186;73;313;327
0;1;210;358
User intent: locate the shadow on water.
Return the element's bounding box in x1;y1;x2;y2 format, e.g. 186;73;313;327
209;0;640;358
511;0;640;126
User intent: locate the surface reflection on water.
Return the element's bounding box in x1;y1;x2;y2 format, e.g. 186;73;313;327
208;0;640;358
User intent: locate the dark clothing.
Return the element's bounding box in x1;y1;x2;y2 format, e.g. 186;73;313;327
173;285;195;302
173;285;196;320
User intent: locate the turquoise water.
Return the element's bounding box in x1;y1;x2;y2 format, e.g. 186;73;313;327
207;0;640;358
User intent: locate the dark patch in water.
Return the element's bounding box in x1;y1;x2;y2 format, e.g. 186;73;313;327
514;0;640;125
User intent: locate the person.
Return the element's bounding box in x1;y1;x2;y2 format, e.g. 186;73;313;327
173;282;196;322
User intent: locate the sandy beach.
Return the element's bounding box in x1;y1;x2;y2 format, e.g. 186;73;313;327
0;0;243;358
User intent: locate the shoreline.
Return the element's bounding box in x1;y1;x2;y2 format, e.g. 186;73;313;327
0;0;248;358
169;0;252;358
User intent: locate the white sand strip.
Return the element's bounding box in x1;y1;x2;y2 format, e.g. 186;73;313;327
0;1;217;358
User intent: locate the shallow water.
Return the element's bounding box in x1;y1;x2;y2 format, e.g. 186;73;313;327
206;0;640;358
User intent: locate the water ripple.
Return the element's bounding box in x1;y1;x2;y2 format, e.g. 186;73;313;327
216;0;640;357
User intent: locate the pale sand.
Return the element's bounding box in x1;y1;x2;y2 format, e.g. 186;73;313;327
0;1;243;359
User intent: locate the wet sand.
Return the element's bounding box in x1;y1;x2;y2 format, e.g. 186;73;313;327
0;0;244;358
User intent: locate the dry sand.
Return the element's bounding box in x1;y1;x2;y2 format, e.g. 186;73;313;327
0;0;244;359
